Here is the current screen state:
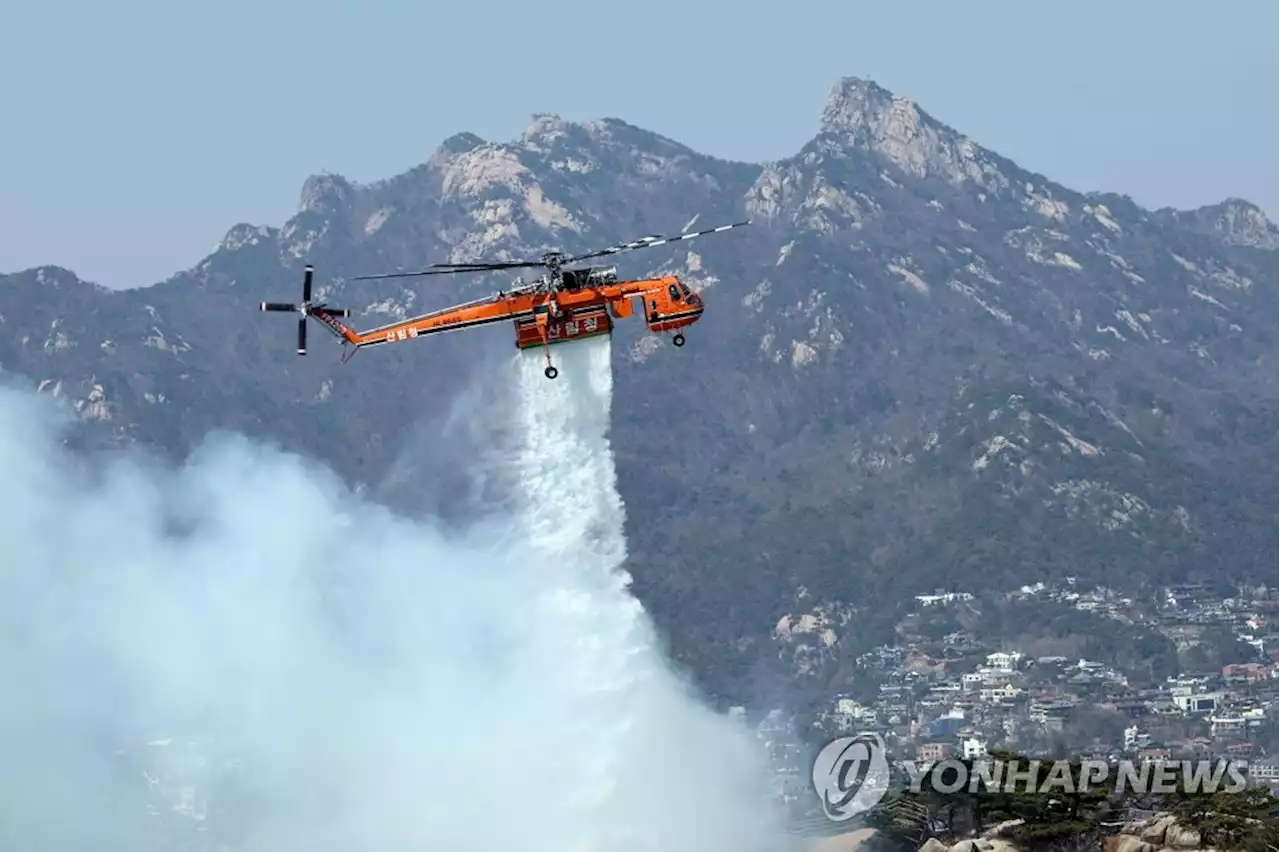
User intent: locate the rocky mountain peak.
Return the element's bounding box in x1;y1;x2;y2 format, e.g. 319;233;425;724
435;131;486;157
298;172;354;215
1184;198;1277;250
522;112;569;144
820;76;898;131
7;265;105;291
819;75;941;156
215;223;276;255
423;132;489;187
816;76;1000;188
1148;197;1279;251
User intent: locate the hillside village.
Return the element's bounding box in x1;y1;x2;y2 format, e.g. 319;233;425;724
732;580;1279;818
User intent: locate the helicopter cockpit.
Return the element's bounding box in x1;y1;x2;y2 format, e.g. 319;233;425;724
666;278;702;307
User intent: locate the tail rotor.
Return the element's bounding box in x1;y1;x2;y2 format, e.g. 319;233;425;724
259;265;352;356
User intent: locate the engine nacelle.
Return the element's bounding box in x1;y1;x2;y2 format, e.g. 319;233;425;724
586;266;618;285
561;266;618;289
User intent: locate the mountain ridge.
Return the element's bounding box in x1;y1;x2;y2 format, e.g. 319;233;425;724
24;75;1255;292
2;74;1275;705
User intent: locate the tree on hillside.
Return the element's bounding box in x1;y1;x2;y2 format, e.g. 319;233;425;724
1167;786;1278;852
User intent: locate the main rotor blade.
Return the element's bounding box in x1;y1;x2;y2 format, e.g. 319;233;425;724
261;302;297;312
565;220;751;264
350;261;540;281
348;219;749;281
297;318;307;355
302;264;314;302
427;261;539;269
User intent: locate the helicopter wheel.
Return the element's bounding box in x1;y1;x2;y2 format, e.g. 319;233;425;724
672;333;686;347
544;365;559;380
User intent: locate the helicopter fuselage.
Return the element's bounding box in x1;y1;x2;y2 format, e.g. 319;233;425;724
260;218;747;377
311;271;703;353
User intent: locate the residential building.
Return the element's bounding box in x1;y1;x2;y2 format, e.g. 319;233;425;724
917;742;953;762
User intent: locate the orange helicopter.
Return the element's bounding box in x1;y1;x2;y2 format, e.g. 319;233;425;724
259;220;749;379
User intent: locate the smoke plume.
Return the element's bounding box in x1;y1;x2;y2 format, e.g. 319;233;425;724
0;338;793;851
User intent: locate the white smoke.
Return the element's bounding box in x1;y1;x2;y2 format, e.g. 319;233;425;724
0;337;794;851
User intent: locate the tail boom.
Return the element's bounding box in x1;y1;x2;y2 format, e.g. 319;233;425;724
308;307;360;344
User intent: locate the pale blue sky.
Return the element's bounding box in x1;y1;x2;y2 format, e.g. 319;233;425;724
1;0;1275;289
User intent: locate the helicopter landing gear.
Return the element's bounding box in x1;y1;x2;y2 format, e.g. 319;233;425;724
544;365;558;380
672;333;686;347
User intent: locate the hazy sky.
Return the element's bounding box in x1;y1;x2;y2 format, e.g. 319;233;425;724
2;0;1276;289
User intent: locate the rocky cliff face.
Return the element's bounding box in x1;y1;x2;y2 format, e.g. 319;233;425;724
900;811;1211;852
1153;198;1279;250
2;76;1275;703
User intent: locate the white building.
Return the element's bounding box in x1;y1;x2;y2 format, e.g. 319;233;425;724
915;592;975;607
1123;725;1150;751
961;737;988;760
828;698;879;733
981;684;1022;703
1209;715;1246;737
986;651;1024;672
1173;693;1222;715
1250;757;1279;784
